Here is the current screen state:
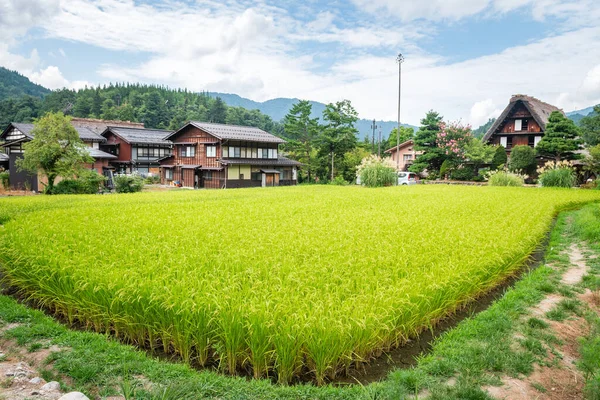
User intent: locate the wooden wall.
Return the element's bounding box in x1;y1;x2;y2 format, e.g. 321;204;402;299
103;131;132;162
170;125;221;169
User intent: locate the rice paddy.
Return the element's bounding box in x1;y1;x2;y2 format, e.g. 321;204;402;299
0;185;599;384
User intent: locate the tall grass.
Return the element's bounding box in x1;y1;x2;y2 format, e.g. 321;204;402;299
1;186;600;384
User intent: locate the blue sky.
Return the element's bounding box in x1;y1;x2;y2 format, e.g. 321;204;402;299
1;0;599;126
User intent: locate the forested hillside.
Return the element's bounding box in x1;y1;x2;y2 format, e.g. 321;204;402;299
0;67;49;101
0;83;281;134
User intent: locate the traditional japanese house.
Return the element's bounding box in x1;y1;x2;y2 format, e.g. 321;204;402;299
0;121;118;191
483;95;563;156
100;127;173;176
160;121;300;189
384;139;422;171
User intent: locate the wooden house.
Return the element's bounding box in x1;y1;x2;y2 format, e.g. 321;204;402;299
160;121;301;189
0;121;120;191
384;140;421;171
100;127;173;176
483;95;563;155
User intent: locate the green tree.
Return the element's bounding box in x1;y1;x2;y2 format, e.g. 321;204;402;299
386;126;414;152
409;110;444;174
17;112;93;194
319;100;359;181
209;97;227;123
583;144;600;178
283;100;320;182
536;111;582;162
464;138;496;172
491;145;507;169
580;105;600;146
508;145;537;175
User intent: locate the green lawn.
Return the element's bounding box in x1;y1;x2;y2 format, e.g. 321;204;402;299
0;185;599;385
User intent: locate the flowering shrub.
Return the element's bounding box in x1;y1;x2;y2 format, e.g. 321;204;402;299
357;155;398;187
436;122;472;160
537;161;576;188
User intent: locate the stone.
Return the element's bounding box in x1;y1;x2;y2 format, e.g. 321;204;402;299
29;377;43;384
4;371;14;376
30;390;41;395
59;392;90;400
41;381;61;391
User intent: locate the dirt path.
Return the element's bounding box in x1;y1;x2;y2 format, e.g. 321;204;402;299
486;243;596;400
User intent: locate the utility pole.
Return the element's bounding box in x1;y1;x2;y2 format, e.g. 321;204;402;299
396;53;405;171
378;125;382;158
371;119;377;154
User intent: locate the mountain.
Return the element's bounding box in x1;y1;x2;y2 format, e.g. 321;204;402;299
566;105;598;125
0;67;50;101
207;92;416;140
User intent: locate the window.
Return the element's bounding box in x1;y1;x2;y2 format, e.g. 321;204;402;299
251;172;261;181
500;137;507;147
252;148;258;158
528;135;535;147
514;119;522;131
506;136;513;149
205;171;213;181
241;148;247;158
262;148;268;158
233;147;241;158
403;154;413;162
534;136;542;147
522;119;529;132
165;169;173;180
258;148;264;158
273;148;278;159
222;146;229;158
206;145;216;158
180;146;195;157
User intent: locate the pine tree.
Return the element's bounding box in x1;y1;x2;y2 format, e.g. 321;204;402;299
283;100;320;182
536;111;582;162
409;110;444;174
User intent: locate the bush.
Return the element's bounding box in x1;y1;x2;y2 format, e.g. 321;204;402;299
0;170;9;189
357;156;398;187
54;170;106;194
539;168;576;188
508;145;537;175
449;166;475;181
144;174;161;184
488;171;524;186
491;145;508;169
114;174;145;193
330;176;348;186
537;161;576;188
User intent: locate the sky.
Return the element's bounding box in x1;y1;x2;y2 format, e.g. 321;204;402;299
0;0;599;126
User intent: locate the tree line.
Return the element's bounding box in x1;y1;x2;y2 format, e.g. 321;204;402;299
0;83;280;134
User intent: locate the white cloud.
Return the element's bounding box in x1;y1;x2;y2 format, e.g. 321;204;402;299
556;64;600;111
28;65;92;90
469;99;503;127
349;0;599;25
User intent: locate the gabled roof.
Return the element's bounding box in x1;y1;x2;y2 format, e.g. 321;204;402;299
102;126;173;146
1;122;105;142
86;147;117;159
168;121;285;144
483;95;563;142
384;139;414;154
70;117;144;134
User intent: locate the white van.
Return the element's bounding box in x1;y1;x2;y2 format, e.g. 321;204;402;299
398;172;418;185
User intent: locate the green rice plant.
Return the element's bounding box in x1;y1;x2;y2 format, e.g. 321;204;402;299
1;186;600;384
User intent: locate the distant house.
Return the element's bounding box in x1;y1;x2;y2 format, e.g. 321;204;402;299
483;95;564;155
100;127;173;176
0;120;122;191
160;121;301;189
385;140;421;171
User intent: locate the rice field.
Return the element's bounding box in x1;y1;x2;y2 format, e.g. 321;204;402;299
0;185;599;384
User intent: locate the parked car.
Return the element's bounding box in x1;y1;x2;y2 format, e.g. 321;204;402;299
398;172;418;185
